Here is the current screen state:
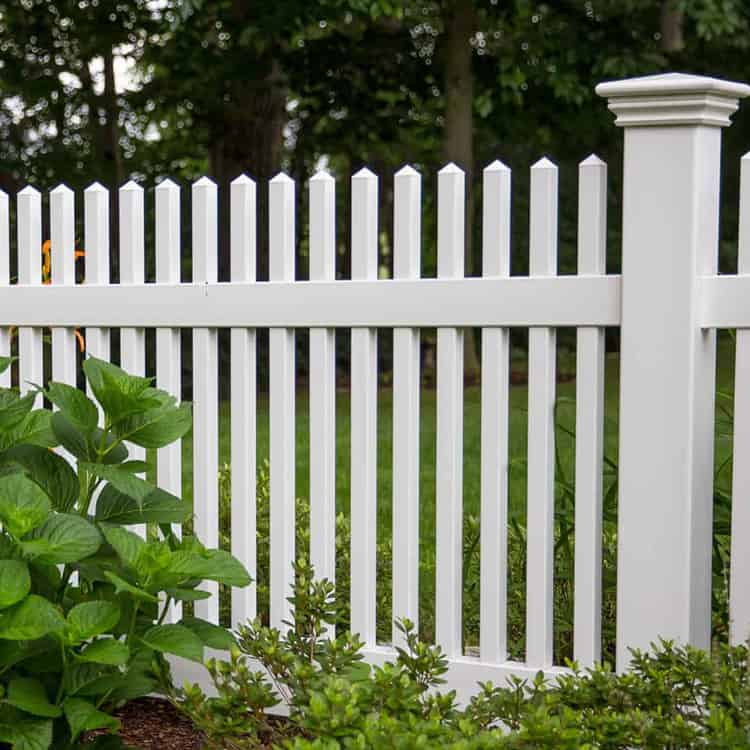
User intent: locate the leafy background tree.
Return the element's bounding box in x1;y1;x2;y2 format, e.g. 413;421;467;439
0;0;749;373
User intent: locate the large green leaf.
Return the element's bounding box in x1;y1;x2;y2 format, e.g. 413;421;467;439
63;697;119;742
180;616;237;650
168;548;251;588
0;595;65;640
94;483;189;526
77;639;129;666
0;559;30;609
1;446;79;512
0;713;53;750
0;639;55;670
84;463;162;507
81;669;156;704
100;525;146;569
0;390;36;432
63;663;112;697
6;678;61;718
45;382;98;433
164;587;210;602
140;623;204;663
50;413;90;461
28;561;62;601
0;410;56;451
83;357;159;425
115;392;192;449
21;514;102;565
0;473;51;538
67;601;120;641
102;572;158;603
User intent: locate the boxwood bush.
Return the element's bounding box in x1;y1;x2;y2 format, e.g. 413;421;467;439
0;356;250;749
176;560;750;749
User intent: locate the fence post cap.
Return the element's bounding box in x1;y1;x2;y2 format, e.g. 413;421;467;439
596;72;750;127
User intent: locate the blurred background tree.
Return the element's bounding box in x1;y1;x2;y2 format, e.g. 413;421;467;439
0;0;748;380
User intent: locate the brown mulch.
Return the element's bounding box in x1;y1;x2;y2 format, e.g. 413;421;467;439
86;697;205;750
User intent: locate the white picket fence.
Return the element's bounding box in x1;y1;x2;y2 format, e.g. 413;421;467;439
3;72;750;703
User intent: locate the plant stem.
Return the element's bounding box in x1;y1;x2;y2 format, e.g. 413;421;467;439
157;597;173;626
55;644;67;704
128;602;141;643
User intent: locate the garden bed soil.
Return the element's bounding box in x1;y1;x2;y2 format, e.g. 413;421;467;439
85;698;204;750
86;697;291;749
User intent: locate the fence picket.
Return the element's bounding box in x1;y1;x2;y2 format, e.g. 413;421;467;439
269;172;296;631
17;186;43;404
436;162;465;658
480;160;511;663
0;190;9;387
309;172;337;598
119;181;147;539
526;157;558;668
730;152;750;646
51;185;77;389
155;179;183;622
573;155;607;666
350;168;379;646
230;174;257;626
392;165;421;646
50;185;78;470
192;177;220;624
84;183;110;378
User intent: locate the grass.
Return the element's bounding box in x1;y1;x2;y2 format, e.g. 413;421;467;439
174;331;738;549
167;332;736;648
177;351;620;527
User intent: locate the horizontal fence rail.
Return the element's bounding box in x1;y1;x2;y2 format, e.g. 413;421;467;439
0;276;621;328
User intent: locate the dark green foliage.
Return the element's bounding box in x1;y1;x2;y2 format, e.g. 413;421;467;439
0;356;250;749
176;561;750;749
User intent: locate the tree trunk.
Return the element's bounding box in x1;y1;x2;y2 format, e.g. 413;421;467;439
660;0;685;53
102;48;124;281
102;47;124;189
442;0;480;383
209;57;286;281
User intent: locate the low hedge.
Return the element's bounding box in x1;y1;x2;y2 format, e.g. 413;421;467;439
175;560;750;749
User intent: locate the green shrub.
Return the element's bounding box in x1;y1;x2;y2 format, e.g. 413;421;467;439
176;561;750;749
216;429;620;663
217;382;738;665
0;356;250;749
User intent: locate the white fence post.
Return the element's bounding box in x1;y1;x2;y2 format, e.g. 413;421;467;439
596;74;750;670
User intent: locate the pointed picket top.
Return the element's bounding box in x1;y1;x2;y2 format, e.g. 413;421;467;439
395;164;419;178
352;166;377;181
156;177;179;192
484;159;510;173
310;169;334;183
0;187;7;199
270;171;294;185
532;156;557;171
85;181;108;194
742;151;750;164
193;175;216;190
438;161;463;175
580;153;605;168
120;179;142;193
18;184;40;198
51;182;73;196
231;173;255;186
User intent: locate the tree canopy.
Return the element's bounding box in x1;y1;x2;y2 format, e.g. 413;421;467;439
0;0;748;298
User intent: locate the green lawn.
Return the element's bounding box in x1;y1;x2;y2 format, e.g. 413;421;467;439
164;333;737;648
175;332;736;537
